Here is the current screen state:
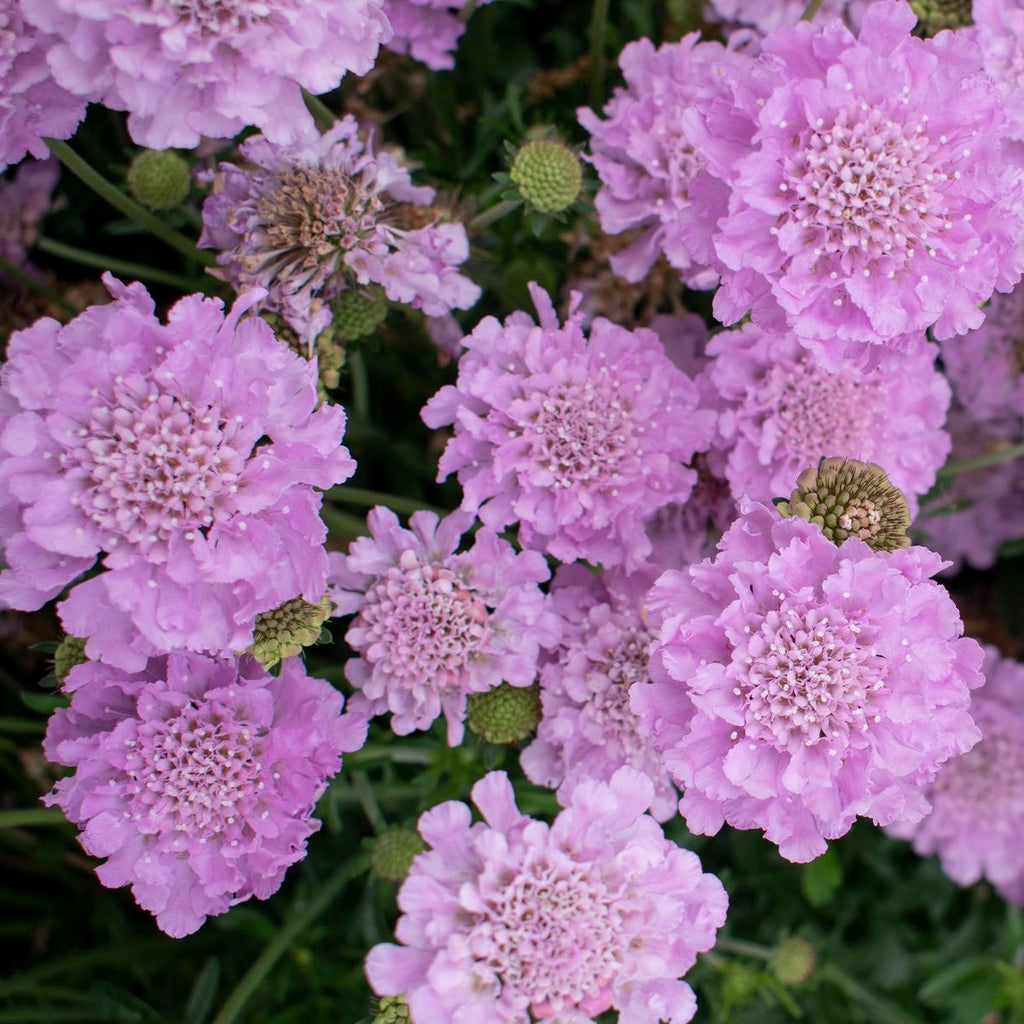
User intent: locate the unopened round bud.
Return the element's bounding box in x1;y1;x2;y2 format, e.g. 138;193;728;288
769;936;817;988
372;995;412;1024
466;683;541;744
249;594;332;668
910;0;972;34
509;140;582;215
333;286;388;342
371;829;425;883
54;635;87;685
775;457;911;552
126;150;191;211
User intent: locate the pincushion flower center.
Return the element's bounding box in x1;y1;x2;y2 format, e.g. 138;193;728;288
70;382;248;550
933;707;1024;807
522;372;634;488
736;602;883;749
169;0;272;33
361;555;490;683
784;103;948;270
127;701;265;837
771;360;882;463
254;166;385;278
581;618;652;746
472;854;627;1008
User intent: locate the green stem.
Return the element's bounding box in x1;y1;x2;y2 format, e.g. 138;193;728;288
349;349;370;422
324;486;447;518
0;255;76;315
818;963;921;1024
44;139;215;268
209;860;367;1024
715;936;774;962
935;444;1024;480
0;807;67;830
800;0;825;19
302;91;337;132
349;769;387;833
467;198;524;234
588;0;611;110
36;237;209;293
0;717;45;735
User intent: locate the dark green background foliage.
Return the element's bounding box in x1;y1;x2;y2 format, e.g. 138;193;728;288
1;0;1022;1021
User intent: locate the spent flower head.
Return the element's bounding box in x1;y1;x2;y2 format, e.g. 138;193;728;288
200;117;480;345
366;767;728;1024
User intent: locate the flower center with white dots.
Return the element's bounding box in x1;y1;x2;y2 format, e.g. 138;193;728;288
734;600;884;751
126;700;265;839
359;552;490;685
470;850;628;1010
782;102;953;273
67;380;248;554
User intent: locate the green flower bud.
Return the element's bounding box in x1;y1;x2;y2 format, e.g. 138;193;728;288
465;683;541;745
53;635;88;685
370;829;425;884
509;139;582;215
126;150;191;211
248;594;332;668
769;936;817;988
333;286;388;342
372;995;412;1024
775;457;911;552
910;0;972;34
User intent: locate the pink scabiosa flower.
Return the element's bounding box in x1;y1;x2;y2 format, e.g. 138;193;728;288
200;117;480;345
521;565;678;821
708;323;950;515
421;283;716;570
890;645;1024;905
938;283;1024;421
329;506;559;745
0;276;355;669
705;0;866;37
0;0;85;170
578;35;747;288
689;0;1024;353
0;157;58;279
913;409;1024;572
365;767;728;1024
19;0;390;150
973;0;1024;144
43;652;366;938
382;0;495;70
631;501;984;862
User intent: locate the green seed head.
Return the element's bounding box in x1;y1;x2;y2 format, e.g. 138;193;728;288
126;150;191;211
371;829;426;884
372;995;412;1024
509;139;582;215
775;457;911;552
333;286;388;342
910;0;972;34
54;635;88;685
466;683;541;745
769;936;818;988
248;594;332;668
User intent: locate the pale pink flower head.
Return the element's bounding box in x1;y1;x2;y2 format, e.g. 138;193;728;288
938;282;1024;421
913;409;1024;573
422;283;716;570
366;767;728;1024
691;0;1024;352
521;564;678;821
43;652;366;937
330;506;560;745
578;35;748;288
0;0;85;169
200;117;480;345
382;0;495;70
708;323;951;516
632;501;984;862
890;645;1024;905
973;0;1024;143
0;276;355;669
20;0;390;149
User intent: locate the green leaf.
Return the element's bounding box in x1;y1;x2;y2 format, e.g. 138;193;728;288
183;958;220;1024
